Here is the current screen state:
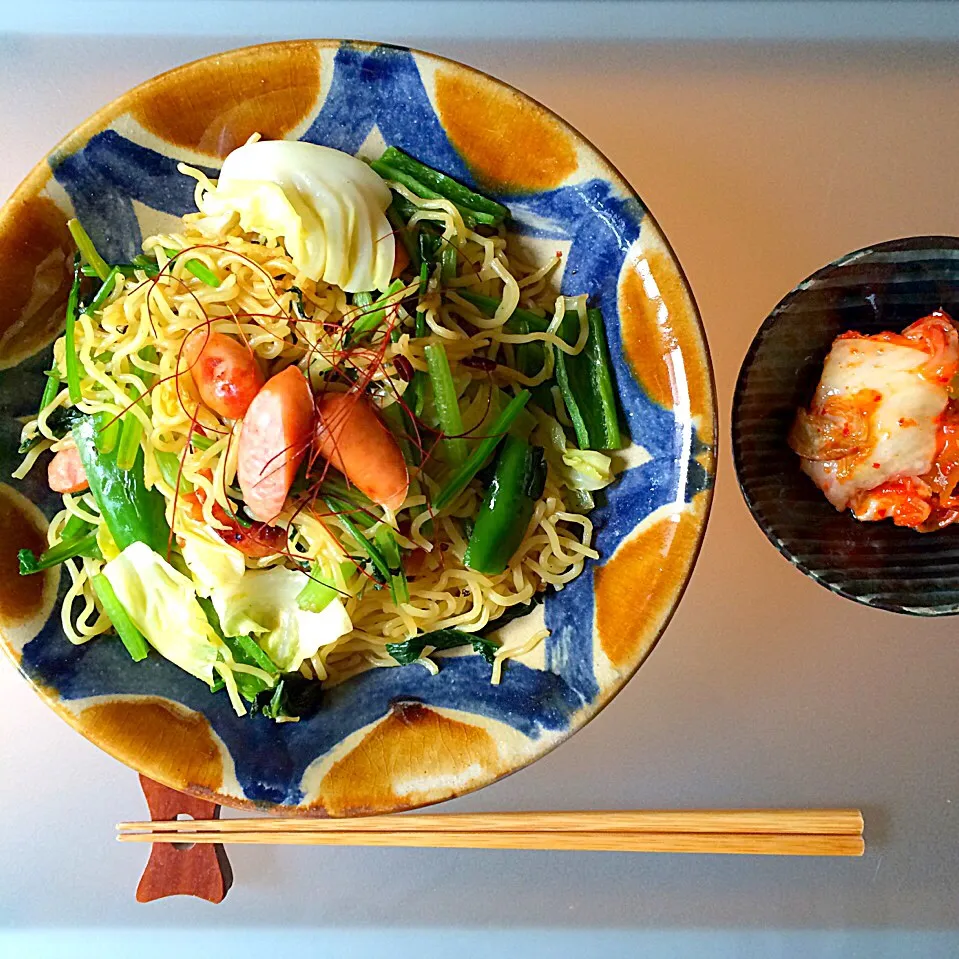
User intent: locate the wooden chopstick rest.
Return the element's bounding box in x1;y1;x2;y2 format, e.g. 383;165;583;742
134;775;233;903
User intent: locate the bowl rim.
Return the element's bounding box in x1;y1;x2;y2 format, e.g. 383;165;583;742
1;38;718;813
731;233;959;617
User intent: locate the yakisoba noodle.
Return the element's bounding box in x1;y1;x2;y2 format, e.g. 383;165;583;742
15;145;615;709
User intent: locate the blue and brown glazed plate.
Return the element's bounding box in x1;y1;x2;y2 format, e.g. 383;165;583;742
0;41;715;814
733;236;959;616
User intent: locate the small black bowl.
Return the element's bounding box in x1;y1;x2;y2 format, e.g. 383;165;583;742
732;236;959;615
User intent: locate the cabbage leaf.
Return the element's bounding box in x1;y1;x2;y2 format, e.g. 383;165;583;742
211;565;353;672
102;541;221;685
179;527;245;598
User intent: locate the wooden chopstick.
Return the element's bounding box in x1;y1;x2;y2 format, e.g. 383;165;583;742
118;809;863;836
116;809;864;856
117;829;863;856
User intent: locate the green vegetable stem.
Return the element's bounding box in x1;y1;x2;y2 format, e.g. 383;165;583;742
91;574;149;662
349;278;405;339
116;386;145;472
198;597;278;703
554;308;622;450
433;389;531;512
386;200;419;269
440;242;457;282
154;450;192;494
162;248;220;287
67;218;110;281
84;267;121;316
404;263;431;420
371;160;499;230
459;292;622;449
296;561;353;614
464;436;546;575
457;290;567;398
373;525;410;605
376;148;509;225
37;371;60;418
324;496;392;584
424;342;469;466
63;255;83;404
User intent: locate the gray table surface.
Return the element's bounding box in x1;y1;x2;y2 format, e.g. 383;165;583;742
1;13;958;958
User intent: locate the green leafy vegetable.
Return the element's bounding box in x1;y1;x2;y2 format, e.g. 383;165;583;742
79;257;158;280
44;405;84;438
18;370;62;455
418;227;441;266
460;294;621;444
387;628;498;666
457;290;551;334
402;263;431;420
90;573;149;662
317;474;375;511
254;673;324;721
131;254;160;276
223;633;278;677
389;192;419;226
222;636;277;702
72;413;170;554
433;389;531;511
18;528;102;575
61;512;93;540
457;290;577;404
258;679;287;720
485;595;543;632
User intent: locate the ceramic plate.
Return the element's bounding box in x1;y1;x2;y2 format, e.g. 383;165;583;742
0;40;715;813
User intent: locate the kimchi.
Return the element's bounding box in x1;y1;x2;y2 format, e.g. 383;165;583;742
789;311;959;531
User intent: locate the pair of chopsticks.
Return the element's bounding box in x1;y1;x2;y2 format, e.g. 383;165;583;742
117;809;864;856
